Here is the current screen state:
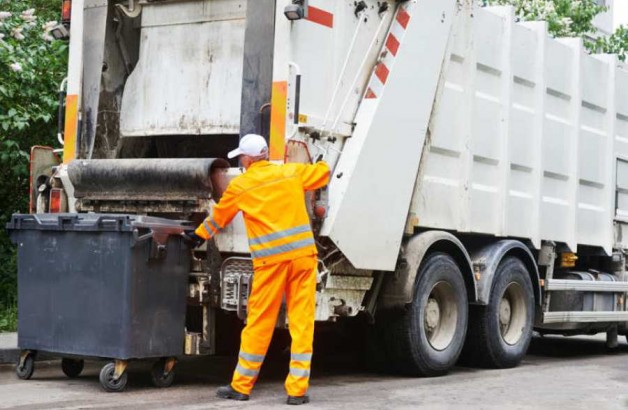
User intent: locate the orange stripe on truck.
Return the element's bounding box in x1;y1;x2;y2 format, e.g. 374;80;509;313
375;63;390;84
63;94;78;163
396;9;410;29
306;6;334;28
269;81;287;161
386;33;400;56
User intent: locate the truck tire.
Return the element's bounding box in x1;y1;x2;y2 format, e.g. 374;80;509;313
385;252;468;377
463;257;534;368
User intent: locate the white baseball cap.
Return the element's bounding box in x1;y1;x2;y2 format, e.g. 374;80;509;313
227;134;269;159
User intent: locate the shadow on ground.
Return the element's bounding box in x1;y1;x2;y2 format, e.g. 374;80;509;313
7;326;628;393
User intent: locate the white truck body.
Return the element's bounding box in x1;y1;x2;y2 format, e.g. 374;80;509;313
44;0;628;375
415;6;628;257
311;1;628;272
186;0;628;273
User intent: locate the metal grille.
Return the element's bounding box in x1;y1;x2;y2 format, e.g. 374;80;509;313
220;257;254;318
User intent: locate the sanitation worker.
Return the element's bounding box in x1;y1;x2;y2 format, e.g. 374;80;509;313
183;134;330;405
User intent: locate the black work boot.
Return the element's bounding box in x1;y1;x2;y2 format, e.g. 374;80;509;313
216;385;249;401
287;395;310;405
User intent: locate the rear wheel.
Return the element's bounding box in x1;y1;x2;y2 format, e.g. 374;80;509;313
463;257;534;368
385;252;468;376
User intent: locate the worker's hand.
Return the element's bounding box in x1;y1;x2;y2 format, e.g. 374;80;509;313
182;230;205;248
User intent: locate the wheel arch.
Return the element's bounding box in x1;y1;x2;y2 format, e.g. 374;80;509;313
379;231;478;310
469;240;541;306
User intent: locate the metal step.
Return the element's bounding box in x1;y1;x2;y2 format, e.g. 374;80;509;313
543;311;628;323
545;279;628;292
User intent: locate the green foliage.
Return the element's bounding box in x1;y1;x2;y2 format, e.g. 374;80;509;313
0;0;67;330
0;301;17;332
484;0;628;60
484;0;605;38
596;25;628;62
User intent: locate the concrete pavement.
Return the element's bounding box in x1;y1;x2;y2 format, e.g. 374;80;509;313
0;333;17;365
0;334;627;409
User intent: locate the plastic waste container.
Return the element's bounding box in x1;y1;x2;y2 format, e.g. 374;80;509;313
6;213;192;391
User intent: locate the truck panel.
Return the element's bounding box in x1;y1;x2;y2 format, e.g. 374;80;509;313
321;0;458;271
120;0;247;137
412;4;627;255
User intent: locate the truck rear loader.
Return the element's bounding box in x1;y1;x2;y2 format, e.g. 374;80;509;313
19;0;628;390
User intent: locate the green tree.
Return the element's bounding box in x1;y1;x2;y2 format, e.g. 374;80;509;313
597;25;628;62
484;0;628;60
0;0;68;331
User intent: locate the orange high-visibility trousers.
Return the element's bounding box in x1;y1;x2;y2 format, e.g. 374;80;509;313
231;255;317;397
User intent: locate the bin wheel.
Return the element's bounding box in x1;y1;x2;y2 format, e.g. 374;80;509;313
61;358;84;378
99;362;128;392
151;358;175;388
16;352;35;380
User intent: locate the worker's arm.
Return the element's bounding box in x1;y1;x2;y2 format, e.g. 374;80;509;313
194;184;241;240
298;161;331;191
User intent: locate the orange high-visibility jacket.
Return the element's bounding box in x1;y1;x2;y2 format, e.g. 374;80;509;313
195;161;330;267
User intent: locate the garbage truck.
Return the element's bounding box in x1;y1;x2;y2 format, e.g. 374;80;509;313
21;0;628;389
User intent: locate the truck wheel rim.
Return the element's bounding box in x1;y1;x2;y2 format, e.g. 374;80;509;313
499;282;526;345
424;281;457;351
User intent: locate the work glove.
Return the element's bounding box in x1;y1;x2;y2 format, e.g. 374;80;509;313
182;230;205;248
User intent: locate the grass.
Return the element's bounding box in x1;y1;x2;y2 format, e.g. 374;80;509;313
0;302;17;333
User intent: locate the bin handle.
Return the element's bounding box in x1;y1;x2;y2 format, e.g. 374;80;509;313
131;228;170;247
132;228;170;260
132;228;153;246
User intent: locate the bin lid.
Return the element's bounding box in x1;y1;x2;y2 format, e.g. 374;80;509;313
6;213;193;233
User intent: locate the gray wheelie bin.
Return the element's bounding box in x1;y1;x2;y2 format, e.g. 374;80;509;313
6;213;192;391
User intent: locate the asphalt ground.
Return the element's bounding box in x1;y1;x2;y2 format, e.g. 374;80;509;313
0;333;627;409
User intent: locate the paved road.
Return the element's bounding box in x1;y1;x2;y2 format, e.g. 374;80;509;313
0;334;627;409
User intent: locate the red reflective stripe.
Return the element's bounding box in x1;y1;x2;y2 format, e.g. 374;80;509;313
396;9;410;29
386;33;400;56
365;88;377;99
307;6;334;28
375;63;389;85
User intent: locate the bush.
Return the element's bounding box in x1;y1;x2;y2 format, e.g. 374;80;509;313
0;0;68;330
0;302;17;333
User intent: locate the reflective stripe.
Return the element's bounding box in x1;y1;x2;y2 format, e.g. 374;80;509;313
203;221;213;236
236;364;259;378
249;224;312;246
251;238;315;259
203;218;221;237
289;367;310;378
209;218;221;232
239;351;265;363
291;353;312;362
